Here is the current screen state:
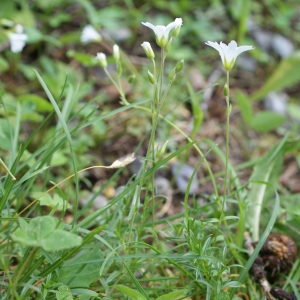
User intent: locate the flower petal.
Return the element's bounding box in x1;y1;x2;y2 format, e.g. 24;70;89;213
141;22;158;35
174;18;183;26
235;45;255;56
155;25;168;40
206;40;254;71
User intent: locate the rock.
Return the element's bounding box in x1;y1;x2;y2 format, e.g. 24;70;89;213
170;163;198;195
102;27;131;42
154;177;171;196
264;92;288;115
236;55;257;72
80;193;108;209
271;34;294;58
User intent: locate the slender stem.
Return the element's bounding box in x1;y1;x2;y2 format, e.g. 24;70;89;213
220;71;231;222
134;105;219;198
103;68;129;105
11;247;39;291
0;158;16;180
159;48;165;102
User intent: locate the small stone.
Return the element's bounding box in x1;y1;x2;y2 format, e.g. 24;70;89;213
236;55;257;72
170;163;198;194
154;177;171;196
102;27;131;42
271;34;294;58
264;92;288;115
80;193;108;209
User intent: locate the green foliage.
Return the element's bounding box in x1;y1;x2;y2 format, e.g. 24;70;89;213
12;216;82;251
235;90;286;132
245;136;286;240
116;285;147;300
59;250;103;288
32;192;72;211
56;285;73;300
0;0;300;299
156;289;188;300
215;291;230;300
250;52;300;101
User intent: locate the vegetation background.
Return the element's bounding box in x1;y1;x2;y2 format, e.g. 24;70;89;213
0;0;300;299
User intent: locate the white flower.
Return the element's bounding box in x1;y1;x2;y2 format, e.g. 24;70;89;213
205;40;254;71
95;52;107;68
80;25;101;44
113;44;120;61
9;24;27;53
142;18;182;48
171;18;182;37
141;41;155;59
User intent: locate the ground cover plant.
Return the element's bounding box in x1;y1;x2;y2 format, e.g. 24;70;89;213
0;0;300;299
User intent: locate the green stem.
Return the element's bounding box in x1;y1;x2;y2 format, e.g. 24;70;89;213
0;158;16;180
11;247;39;292
219;71;231;227
224;71;230;202
103;68;129;106
135;105;219;198
159;48;165;102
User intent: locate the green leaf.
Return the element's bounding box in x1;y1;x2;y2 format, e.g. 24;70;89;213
287;103;300;121
12;216;82;251
27;216;57;239
0;57;9;73
187;82;203;138
51;151;69;167
214;291;230;300
56;285;73;300
67;51;97;67
0;118;13;150
32;192;71;211
156;289;188;300
249;111;285;132
246;136;287;240
42;230;82;251
235;90;253;124
25;27;44;43
60;251;104;288
250;51;300;101
17;94;53;112
115;285;146;300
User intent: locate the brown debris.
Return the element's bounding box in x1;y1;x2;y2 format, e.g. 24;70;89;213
270;287;298;300
244;232;298;300
258;233;298;277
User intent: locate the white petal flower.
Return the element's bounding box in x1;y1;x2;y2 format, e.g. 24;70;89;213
172;18;183;37
95;52;107;68
141;41;155;59
80;25;101;44
142;18;181;48
113;44;120;61
205;40;254;71
9;24;27;53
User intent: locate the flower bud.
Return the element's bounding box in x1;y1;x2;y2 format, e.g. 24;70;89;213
168;68;176;82
165;39;172;53
156;36;168;48
156;140;169;159
80;25;101;44
113;44;120;62
223;84;229;97
117;62;122;76
141;42;155;60
171;18;182;37
96;52;107;68
175;59;184;73
128;74;136;83
147;70;156;84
